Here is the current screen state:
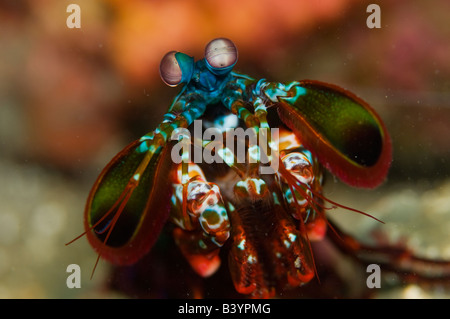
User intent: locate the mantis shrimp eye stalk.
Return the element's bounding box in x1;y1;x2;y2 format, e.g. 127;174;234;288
159;51;182;87
204;38;238;75
160;51;194;86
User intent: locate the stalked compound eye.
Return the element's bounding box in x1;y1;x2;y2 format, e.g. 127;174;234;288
204;38;238;74
159;51;182;87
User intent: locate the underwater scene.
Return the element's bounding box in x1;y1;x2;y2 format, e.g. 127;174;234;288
0;0;449;299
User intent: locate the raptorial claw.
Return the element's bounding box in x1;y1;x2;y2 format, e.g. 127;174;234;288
169;163;230;277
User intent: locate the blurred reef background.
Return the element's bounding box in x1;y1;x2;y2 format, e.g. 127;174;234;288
0;0;449;298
